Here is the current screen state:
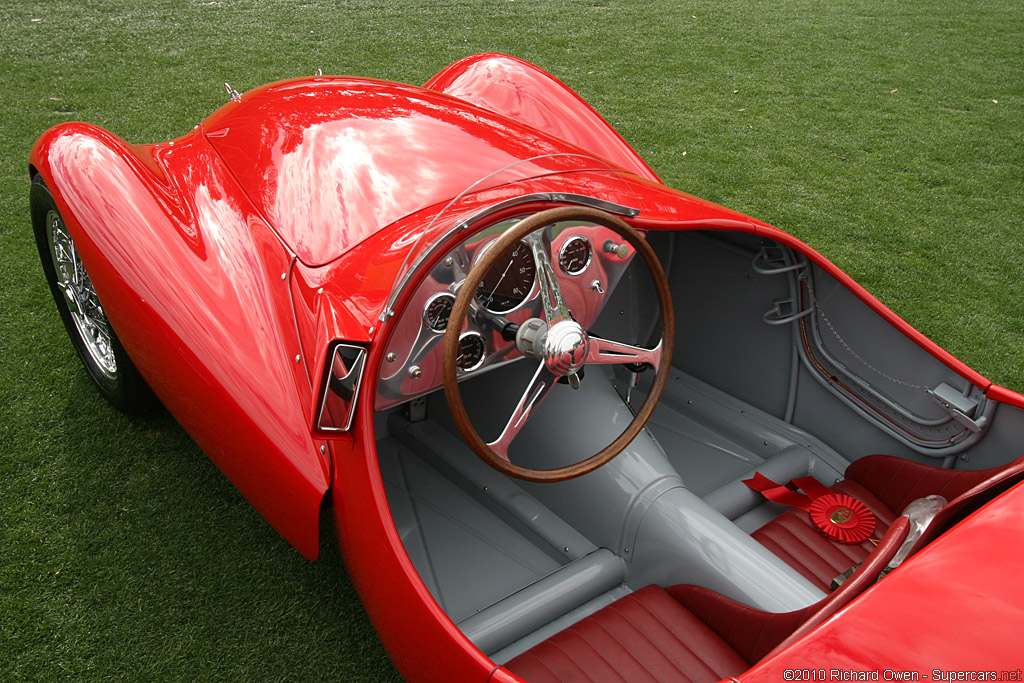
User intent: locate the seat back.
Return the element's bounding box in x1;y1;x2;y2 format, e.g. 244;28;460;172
908;454;1024;556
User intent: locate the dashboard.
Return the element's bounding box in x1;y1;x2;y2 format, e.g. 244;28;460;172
374;213;638;410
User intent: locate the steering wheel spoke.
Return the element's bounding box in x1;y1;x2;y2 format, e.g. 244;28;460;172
525;231;573;324
586;336;663;369
487;363;560;460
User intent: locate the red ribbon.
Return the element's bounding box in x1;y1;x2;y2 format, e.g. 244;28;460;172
744;473;875;544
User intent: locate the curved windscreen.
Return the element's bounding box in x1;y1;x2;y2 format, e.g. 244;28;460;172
379;155;641;324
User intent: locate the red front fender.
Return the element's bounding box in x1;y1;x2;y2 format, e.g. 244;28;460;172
30;123;329;559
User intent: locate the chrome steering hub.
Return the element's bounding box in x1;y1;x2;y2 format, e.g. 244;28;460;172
543;319;589;375
515;318;590;376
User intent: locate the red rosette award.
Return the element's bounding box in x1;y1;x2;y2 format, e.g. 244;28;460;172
743;472;876;544
808;493;875;544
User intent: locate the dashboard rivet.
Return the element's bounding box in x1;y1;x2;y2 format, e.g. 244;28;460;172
444;257;454;267
317;287;324;295
320;445;326;454
409;366;422;379
294;354;301;363
281;272;287;280
386;352;397;362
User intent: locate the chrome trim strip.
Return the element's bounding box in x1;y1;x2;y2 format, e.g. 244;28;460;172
380;193;639;322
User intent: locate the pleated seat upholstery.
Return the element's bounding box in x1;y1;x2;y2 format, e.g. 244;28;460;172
751;453;1024;592
505;518;911;683
751;479;896;592
504;585;748;683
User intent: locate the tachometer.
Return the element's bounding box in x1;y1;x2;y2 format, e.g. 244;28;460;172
456;332;486;372
475;240;536;313
423;292;455;332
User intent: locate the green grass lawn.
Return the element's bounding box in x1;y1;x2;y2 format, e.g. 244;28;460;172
2;0;1021;679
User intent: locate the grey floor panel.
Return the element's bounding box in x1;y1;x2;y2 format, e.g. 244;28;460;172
377;437;563;623
636;368;850;502
646;406;762;496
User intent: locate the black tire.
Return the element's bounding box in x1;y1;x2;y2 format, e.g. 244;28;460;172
31;175;157;414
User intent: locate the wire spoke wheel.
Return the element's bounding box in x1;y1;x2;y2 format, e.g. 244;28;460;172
31;175;155;413
46;209;118;379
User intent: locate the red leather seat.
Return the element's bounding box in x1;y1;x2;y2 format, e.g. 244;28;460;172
752;453;1024;592
504;585;747;683
505;517;910;683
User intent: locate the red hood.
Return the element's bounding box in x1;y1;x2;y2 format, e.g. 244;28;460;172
201;77;625;267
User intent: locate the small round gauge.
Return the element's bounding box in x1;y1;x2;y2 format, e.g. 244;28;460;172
422;292;455;332
558;235;592;276
456;332;486;372
475;240;536;313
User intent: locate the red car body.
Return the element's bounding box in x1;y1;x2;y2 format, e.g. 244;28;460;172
29;54;1024;681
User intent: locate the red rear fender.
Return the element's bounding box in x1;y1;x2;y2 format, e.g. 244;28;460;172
426;53;662;183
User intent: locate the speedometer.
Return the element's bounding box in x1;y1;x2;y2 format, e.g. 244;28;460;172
475;240;536;313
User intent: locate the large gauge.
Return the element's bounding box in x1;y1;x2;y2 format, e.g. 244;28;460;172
456;332;486;372
558;235;592;275
475;240;536;313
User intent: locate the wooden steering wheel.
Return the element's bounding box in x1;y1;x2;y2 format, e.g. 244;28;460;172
442;206;674;482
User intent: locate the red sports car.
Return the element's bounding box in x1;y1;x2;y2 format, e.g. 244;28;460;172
29;54;1024;682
